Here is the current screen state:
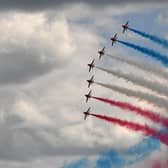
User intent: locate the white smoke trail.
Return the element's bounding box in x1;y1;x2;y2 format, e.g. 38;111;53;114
95;81;168;109
106;53;168;80
96;66;168;98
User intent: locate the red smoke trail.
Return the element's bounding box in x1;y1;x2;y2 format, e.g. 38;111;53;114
163;160;168;168
92;96;168;128
152;161;161;168
152;160;168;168
90;113;168;146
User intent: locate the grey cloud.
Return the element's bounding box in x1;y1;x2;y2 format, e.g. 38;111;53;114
0;2;166;167
0;95;111;161
0;0;167;11
0;9;106;162
0;48;51;85
0;120;110;162
0;43;56;85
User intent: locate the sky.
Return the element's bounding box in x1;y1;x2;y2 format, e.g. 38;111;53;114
0;1;168;168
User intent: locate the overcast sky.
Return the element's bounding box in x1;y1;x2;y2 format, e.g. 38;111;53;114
0;1;168;168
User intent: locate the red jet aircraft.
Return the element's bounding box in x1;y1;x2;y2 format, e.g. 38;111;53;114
98;47;105;60
87;75;94;88
83;107;90;120
87;59;95;72
110;33;117;46
85;90;92;103
122;21;129;33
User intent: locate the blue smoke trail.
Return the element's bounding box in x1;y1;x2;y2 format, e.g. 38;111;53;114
63;137;160;168
128;27;168;49
118;40;168;67
63;159;90;168
96;137;160;168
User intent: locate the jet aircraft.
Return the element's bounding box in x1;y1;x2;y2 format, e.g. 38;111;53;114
87;75;94;88
98;47;105;60
110;33;117;46
87;59;95;72
122;21;129;33
85;90;92;103
83;107;90;120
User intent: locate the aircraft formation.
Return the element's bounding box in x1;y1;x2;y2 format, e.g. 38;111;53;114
83;21;129;120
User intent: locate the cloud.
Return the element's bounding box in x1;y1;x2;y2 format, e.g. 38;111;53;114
14;99;52;126
0;2;166;168
0;7;106;162
157;12;168;25
0;13;76;85
63;136;161;168
0;0;167;12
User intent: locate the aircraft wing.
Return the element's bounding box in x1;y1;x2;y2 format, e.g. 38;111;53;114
89;90;92;96
114;33;117;39
91;76;94;81
91;59;94;64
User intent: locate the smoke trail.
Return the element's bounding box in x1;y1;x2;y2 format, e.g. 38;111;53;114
63;159;89;168
152;160;161;168
152;160;168;168
64;136;161;168
90;113;168;146
92;96;168;128
95;82;168;109
106;53;168;80
96;136;160;168
96;66;168;98
128;27;168;49
117;40;168;66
